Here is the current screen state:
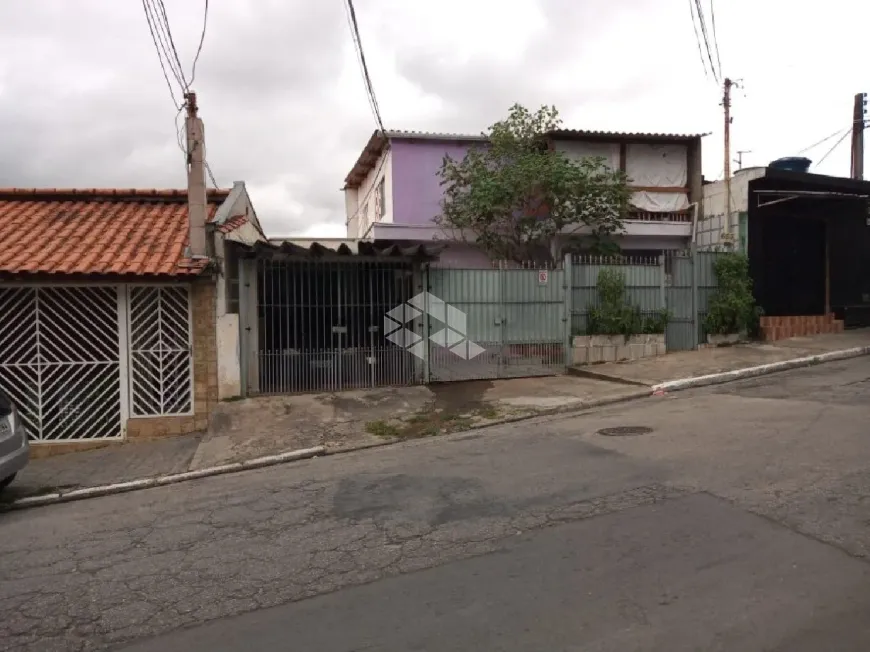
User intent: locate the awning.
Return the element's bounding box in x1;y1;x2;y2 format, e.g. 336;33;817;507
234;239;443;261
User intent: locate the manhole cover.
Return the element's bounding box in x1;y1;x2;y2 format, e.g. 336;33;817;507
596;426;653;437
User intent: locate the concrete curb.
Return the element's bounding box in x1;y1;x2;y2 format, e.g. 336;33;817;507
3;446;325;511
650;346;870;393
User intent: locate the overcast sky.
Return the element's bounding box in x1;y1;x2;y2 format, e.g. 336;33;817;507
0;1;866;237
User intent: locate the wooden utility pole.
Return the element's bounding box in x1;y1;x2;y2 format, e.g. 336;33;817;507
850;92;866;180
722;78;734;240
185;91;208;257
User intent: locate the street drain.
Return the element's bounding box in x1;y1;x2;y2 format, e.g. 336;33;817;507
596;426;653;437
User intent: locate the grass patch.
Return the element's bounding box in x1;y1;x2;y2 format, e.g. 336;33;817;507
364;404;508;442
478;405;499;420
364;420;401;438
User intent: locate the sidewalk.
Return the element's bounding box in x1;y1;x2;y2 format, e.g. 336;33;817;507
7;375;642;502
569;330;870;387
7;329;870;503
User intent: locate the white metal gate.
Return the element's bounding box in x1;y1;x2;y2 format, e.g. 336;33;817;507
128;286;193;416
0;286;123;440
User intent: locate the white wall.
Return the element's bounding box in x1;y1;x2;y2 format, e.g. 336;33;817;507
212;189;266;400
345;147;393;238
697;167;765;249
555;140;620;171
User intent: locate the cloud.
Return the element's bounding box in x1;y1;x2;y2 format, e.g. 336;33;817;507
1;0;869;237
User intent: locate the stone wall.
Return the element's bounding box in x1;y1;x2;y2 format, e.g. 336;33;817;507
572;334;666;365
127;278;219;440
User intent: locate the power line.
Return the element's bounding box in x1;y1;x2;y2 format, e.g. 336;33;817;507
189;0;209;87
708;0;723;80
205;160;219;189
692;0;720;83
688;0;709;79
344;0;385;133
798;127;851;155
815;129;852;168
141;0;183;107
152;0;187;88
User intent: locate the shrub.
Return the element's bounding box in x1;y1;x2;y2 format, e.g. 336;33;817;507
704;253;758;336
586;268;670;337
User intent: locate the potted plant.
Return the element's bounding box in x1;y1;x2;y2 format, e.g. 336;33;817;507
573;269;669;364
704;252;757;345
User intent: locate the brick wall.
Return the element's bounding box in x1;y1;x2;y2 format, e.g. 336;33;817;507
127;278;219;440
760;314;845;342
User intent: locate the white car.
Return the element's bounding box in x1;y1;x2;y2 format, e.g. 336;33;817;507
0;388;29;491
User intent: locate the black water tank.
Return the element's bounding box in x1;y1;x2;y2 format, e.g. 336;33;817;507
768;156;812;173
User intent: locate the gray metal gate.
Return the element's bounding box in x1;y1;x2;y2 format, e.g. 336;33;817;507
426;265;566;381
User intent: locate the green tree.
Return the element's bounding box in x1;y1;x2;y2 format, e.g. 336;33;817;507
436;104;630;263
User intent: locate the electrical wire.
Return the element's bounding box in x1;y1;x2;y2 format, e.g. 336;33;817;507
692;0;720;83
141;0;183;107
152;0;187;89
797;127;851;155
814;129;852;168
205;160;219;188
344;0;385;133
189;0;209;87
145;0;186;92
688;0;709;79
708;0;723;80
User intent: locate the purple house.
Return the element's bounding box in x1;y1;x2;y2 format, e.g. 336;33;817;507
343;129;707;268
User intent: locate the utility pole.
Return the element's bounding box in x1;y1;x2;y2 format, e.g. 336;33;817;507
735;150;752;170
185;91;208;257
722;78;734;240
850;92;866;180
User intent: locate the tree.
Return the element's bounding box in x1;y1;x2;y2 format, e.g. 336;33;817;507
436;104;630;264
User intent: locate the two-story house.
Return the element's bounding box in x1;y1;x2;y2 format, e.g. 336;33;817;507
343;128;707;266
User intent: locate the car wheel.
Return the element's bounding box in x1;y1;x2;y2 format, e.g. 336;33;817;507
0;473;16;491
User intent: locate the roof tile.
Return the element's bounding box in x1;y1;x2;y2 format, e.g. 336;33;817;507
0;188;230;277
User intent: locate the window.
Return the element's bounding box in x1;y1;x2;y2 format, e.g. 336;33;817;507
225;242;240;314
376;177;386;219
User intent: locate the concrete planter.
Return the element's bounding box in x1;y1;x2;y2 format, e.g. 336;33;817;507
706;332;745;346
572;333;666;365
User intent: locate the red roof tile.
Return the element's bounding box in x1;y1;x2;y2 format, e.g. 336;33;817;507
217;214;249;233
0;188;230;277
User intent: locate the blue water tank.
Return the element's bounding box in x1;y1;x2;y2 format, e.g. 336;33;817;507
768;156;812;173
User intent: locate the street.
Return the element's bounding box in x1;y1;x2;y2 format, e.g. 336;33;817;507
3;357;870;650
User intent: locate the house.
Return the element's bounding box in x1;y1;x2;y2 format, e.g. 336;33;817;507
343;129;707;267
0;182;265;453
698;166;870;337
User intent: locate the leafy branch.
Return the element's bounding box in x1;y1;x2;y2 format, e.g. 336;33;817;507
436;104;630;264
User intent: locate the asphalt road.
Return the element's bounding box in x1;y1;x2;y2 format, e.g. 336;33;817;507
3;357;870;651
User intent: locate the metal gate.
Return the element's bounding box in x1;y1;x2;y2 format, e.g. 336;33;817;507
128;286;193;416
255;259;422;393
426;265;566;381
0;286;123;440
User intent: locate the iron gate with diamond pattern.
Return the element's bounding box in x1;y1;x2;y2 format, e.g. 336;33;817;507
0;286;124;441
0;283;194;441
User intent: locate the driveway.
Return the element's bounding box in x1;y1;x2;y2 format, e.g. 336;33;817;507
2;357;870;650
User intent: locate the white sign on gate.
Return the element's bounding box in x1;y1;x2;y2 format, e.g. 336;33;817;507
538;269;549;285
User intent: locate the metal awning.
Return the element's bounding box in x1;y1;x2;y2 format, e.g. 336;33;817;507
234;239;443;261
754;188;870;208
